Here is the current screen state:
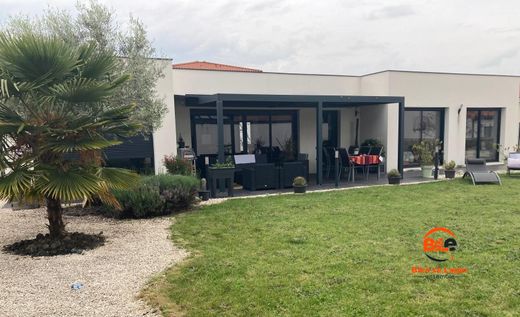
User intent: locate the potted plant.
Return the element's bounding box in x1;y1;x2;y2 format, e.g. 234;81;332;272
206;158;236;197
387;169;401;185
444;160;456;179
412;140;440;178
293;176;307;193
361;138;385;156
207;158;235;178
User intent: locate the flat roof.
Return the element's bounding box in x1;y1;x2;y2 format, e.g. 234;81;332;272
173;66;520;78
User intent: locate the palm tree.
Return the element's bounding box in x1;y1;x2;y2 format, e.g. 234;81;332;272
0;33;140;238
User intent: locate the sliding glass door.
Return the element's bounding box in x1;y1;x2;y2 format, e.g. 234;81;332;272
191;109;298;157
403;108;444;167
465;109;501;161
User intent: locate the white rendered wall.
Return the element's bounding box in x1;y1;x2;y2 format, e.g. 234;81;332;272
172;69;360;95
358;104;399;171
151;59;176;174
388;71;520;165
299;108;317;173
159;67;520;175
339;108;357;147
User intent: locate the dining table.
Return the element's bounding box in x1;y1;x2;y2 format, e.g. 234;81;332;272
350;154;381;165
349;154;382;179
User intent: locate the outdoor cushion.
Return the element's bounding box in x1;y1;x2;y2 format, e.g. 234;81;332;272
234;154;256;165
508;153;520;169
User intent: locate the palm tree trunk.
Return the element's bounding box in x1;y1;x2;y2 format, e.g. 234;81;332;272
46;197;66;238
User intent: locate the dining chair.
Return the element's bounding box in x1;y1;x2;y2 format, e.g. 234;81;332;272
367;146;383;179
339;148;365;182
338;148;353;181
359;146;371;155
322;147;332;179
368;146;382;156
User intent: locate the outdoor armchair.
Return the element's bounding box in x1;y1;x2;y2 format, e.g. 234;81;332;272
242;163;280;190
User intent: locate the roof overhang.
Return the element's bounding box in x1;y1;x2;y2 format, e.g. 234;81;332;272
180;93;404;108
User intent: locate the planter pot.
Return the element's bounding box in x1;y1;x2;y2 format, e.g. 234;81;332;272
444;170;456;179
207;167;235;198
388;177;401;185
421;166;433;178
293;185;307;194
198;190;210;201
207;167;235;179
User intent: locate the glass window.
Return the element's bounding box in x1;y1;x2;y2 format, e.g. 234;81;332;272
465;111;478;159
272;114;295;160
404;109;444;166
466;109;500;161
323;111;338;147
246;115;270;153
192;115;232;155
191;110;297;160
422;111;441;140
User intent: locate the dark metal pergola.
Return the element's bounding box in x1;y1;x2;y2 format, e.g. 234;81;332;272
182;93;405;184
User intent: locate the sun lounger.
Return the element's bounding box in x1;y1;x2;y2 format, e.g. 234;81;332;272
463;159;501;185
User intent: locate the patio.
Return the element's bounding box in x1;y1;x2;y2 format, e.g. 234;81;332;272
232;169;434;197
180;93;406;197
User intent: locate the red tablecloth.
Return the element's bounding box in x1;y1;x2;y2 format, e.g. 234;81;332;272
350;154;381;165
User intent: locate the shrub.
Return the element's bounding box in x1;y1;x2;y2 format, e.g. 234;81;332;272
163;155;192;175
106;184;164;218
103;174;199;218
210;156;235;169
293;176;307;186
361;138;383;147
387;169;401;178
444;160;456;170
143;174;199;211
412;139;441;166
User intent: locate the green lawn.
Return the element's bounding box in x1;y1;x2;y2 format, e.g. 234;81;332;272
145;178;520;316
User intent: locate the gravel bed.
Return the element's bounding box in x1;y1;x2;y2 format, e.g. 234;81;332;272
0;207;188;317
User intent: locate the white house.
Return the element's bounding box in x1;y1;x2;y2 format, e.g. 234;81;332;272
115;60;520;182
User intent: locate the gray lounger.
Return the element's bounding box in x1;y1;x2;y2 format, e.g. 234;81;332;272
463;159;502;185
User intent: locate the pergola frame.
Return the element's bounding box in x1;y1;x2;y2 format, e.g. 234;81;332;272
182;93;405;184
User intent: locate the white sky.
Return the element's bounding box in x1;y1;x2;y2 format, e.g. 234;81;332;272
2;0;520;75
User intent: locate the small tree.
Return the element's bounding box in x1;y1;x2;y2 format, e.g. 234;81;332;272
5;0;166;134
0;33;139;238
